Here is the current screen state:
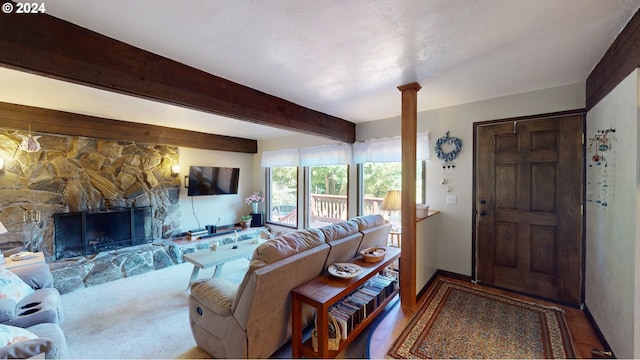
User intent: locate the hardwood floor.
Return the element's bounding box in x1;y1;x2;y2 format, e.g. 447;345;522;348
367;275;607;359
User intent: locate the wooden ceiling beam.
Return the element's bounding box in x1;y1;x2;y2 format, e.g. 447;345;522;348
586;8;640;110
0;102;257;153
0;11;356;144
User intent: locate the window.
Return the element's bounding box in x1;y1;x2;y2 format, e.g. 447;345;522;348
308;165;348;228
361;161;425;217
267;166;298;226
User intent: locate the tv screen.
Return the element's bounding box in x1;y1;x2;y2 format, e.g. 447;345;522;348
187;166;240;196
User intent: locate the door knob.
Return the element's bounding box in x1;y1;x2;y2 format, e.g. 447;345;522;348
480;199;486;204
479;210;487;216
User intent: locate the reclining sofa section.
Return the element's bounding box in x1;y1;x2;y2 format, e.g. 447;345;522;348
188;214;391;358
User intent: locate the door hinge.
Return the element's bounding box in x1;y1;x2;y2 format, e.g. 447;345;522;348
582;133;585;145
581;204;584;215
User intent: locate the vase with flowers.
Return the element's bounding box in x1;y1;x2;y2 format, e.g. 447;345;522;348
245;192;265;214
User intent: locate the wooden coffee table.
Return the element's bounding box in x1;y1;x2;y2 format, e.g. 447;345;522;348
182;239;263;290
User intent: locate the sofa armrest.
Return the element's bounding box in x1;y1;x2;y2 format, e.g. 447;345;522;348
0;337;52;359
190;278;238;316
0;299;16;323
0;323;68;359
10;264;53;289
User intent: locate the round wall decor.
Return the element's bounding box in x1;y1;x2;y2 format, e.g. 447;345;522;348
435;131;462;162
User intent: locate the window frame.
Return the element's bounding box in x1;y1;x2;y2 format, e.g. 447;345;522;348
265;166;299;229
305;164;350;228
357;160;427;216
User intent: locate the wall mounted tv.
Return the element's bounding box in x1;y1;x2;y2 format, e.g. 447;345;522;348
187;166;240;196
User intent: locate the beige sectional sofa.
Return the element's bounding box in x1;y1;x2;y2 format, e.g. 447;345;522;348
188;214;391;359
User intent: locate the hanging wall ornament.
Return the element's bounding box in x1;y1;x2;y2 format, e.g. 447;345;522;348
435;131;462;162
587;128;615;167
17;124;41;153
586;128;615;209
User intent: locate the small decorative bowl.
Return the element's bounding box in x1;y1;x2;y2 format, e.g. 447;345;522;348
360;247;386;263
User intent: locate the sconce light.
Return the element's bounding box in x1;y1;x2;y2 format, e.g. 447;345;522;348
0;158;4;175
171;165;180;177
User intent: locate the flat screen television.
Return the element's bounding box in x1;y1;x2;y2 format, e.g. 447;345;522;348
187;166;240;196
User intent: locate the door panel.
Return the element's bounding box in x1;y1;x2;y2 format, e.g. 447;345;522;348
475;114;583;305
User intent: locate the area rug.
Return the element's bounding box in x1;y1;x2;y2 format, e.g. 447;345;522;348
388;278;576;359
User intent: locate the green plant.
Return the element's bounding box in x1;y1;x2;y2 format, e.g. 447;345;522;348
240;215;252;221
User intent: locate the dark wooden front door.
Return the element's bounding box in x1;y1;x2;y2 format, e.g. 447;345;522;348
475;113;584;305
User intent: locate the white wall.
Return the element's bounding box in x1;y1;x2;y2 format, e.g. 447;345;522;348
358;82;585;276
176;147;257;231
416;215;439;291
257;83;584;293
585;70;639;359
636;74;640;357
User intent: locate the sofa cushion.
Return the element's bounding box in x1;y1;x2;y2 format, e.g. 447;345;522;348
250;228;325;268
351;214;386;230
0;298;15;324
0;324;37;346
321;221;364;267
353;215;392;253
0;268;34;303
319;221;359;242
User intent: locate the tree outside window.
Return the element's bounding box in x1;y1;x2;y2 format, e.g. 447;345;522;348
362;162;424;217
268;166;298;226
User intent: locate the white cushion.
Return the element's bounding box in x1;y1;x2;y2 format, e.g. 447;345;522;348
0;324;37;346
0;268;34;303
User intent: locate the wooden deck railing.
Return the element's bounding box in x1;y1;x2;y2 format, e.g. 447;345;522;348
270;195;384;226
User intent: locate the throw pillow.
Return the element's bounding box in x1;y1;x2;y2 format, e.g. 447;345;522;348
0;324;37;346
0;268;34;303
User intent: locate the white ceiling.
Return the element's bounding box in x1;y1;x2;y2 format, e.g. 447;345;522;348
2;0;639;140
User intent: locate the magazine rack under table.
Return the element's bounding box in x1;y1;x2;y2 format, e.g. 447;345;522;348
291;246;400;358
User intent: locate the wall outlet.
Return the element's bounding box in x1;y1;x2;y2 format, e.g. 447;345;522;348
446;195;457;204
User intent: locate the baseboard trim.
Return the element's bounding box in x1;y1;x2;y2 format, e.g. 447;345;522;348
417;269;471;301
583;304;615;358
419;270;582;310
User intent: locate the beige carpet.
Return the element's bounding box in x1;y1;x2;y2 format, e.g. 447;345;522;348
60;257;369;359
60;258;249;359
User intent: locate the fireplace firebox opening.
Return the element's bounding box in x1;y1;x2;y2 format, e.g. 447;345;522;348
54;207;152;260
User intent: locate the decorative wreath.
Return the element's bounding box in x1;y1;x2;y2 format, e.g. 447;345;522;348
435;131;462;162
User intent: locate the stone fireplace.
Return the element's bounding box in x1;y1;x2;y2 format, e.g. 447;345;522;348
0;128;187;293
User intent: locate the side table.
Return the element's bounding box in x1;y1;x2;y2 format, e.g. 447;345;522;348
1;252;46;270
291;246;401;358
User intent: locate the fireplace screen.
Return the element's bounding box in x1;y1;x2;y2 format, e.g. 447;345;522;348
54;207;152;259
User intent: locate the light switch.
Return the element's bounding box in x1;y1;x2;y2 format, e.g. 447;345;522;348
446;195;457;204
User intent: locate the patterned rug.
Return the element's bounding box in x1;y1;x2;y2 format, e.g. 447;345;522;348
388;278;576;359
